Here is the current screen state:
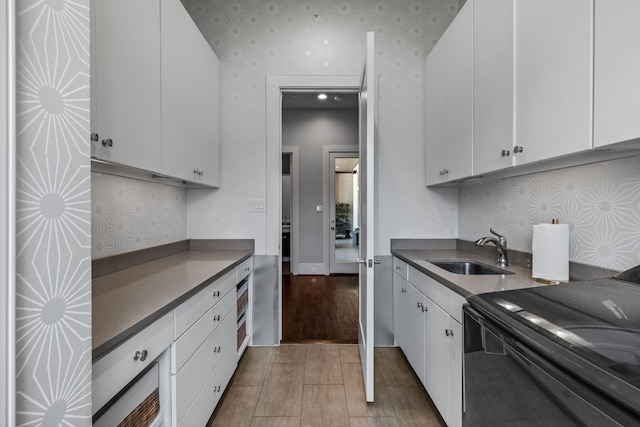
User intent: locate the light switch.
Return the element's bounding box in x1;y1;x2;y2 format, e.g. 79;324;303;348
248;199;266;212
316;205;323;212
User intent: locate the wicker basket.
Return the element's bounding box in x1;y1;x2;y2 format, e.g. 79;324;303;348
117;388;159;427
237;290;249;318
237;320;247;350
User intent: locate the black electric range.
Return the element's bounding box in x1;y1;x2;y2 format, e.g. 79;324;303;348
464;265;640;426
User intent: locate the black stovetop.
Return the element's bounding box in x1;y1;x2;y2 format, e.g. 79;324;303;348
467;264;640;418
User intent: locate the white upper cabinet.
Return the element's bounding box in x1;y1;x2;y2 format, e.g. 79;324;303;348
425;1;473;186
594;0;640;148
444;1;474;182
473;0;514;175
514;0;593;165
425;39;447;186
161;0;220;187
91;0;162;172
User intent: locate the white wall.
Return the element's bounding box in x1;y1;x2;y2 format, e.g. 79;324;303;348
184;0;461;256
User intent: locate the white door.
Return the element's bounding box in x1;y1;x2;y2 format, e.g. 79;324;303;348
357;31;376;402
329;152;359;274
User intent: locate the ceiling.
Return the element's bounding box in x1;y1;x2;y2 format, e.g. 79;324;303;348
282;92;358;110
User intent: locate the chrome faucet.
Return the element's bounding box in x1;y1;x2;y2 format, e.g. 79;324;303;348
474;228;509;267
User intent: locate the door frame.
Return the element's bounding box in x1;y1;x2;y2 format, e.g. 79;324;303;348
281;145;299;274
266;75;360;341
1;0;17;423
325;148;359;274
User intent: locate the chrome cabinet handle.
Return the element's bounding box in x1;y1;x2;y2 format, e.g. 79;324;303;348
213;315;221;322
401;288;407;293
213;346;221;353
214;386;221;392
501;149;510;157
213;290;220;297
422;305;427;312
417;302;423;308
133;349;148;361
101;138;113;147
245;267;250;272
445;329;454;337
514;146;524;154
91;133;99;142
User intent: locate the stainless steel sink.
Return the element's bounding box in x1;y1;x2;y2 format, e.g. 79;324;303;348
427;260;514;275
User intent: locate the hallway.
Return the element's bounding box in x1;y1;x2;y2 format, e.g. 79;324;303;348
207;345;445;427
282;269;358;344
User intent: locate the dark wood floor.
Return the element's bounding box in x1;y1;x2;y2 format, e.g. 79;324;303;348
282;265;358;344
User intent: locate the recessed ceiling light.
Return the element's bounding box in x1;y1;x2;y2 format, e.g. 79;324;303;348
317;93;327;100
334;96;342;101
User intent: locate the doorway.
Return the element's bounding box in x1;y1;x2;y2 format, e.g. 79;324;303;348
279;90;359;343
329;153;359;274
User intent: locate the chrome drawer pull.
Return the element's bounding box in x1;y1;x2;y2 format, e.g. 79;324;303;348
133;349;148;362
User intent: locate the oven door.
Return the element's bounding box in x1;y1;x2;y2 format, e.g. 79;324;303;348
463;305;629;427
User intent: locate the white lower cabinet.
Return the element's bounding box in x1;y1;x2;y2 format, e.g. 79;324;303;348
393;258;463;427
93;257;253;426
178;341;237;427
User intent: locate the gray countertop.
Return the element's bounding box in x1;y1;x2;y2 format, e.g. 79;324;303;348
92;249;253;361
392;249;550;297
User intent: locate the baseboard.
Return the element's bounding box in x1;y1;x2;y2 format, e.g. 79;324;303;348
296;263;326;275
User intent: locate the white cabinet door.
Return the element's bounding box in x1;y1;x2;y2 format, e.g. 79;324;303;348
161;0;220;187
473;0;514;175
515;0;593;165
405;284;426;385
423;297;450;422
393;273;409;351
444;1;473;182
91;0;162;172
425;39;446;186
594;0;640;147
447;318;463;427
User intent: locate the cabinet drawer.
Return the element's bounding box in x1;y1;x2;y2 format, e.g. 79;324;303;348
174;269;236;338
174;317;236;426
171;287;236;373
92;312;173;413
408;265;449;311
236;257;253;282
393;257;408;280
178;340;237;427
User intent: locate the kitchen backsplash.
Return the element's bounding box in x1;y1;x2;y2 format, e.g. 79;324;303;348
459;155;640;272
91;173;187;258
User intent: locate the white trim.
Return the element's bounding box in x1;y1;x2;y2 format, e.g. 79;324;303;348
266;75;360;342
281;146;299;275
296;263;326;275
325;148;359;274
1;0;16;424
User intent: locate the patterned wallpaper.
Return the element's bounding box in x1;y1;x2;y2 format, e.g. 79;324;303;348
15;0;92;425
91;173;188;258
183;0;463;254
459;155;640;272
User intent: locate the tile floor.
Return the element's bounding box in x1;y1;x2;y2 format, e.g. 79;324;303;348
207;345;445;427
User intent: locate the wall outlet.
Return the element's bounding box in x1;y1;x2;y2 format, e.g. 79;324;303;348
248;199;266;212
316;205;323;212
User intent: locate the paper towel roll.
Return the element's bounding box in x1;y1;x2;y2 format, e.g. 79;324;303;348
532;223;569;282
